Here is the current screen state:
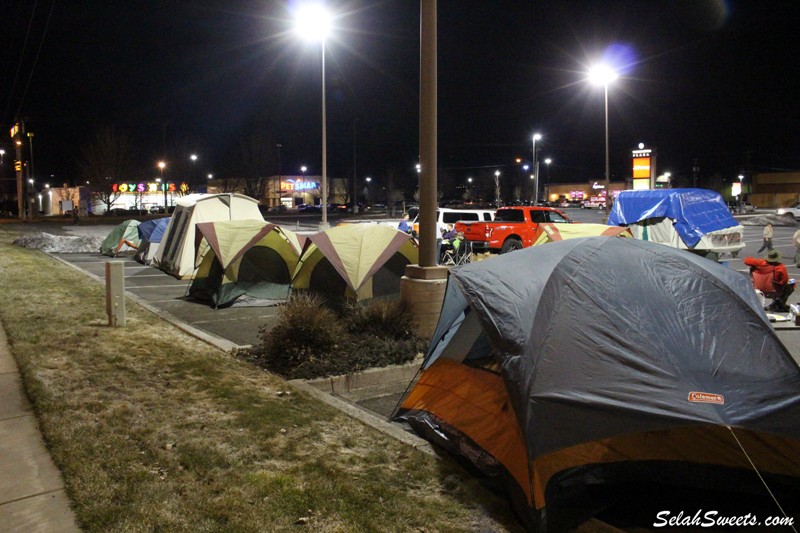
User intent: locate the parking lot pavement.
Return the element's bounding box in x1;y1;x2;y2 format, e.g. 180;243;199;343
53;253;280;349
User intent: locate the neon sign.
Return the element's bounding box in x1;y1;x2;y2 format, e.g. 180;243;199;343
111;182;188;193
280;179;319;192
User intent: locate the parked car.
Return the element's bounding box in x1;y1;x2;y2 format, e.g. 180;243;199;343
581;198;606;209
776;203;800;219
455;206;572;254
408;206;496;236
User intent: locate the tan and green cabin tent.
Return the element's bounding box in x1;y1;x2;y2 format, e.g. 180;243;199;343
154;193;263;279
531;222;632;246
292;224;418;304
189;220;305;308
100;219;141;256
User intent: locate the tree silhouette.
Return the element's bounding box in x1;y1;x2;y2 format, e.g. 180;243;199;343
79;127;138;212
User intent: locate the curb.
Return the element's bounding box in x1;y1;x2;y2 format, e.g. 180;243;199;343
47;250;433;454
47;253;243;353
288;379;433;455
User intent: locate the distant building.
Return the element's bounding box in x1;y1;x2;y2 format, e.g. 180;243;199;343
545;180;627;204
748;172;800;208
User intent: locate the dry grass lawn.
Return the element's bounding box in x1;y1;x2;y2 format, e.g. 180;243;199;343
0;227;524;532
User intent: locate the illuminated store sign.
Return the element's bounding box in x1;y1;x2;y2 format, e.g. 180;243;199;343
280;179;319;192
632;146;655;190
111;182;189;193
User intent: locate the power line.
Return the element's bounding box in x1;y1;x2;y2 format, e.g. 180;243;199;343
1;1;39;127
15;0;57;120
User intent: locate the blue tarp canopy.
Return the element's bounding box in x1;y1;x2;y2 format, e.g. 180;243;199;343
608;188;739;248
137;217;170;243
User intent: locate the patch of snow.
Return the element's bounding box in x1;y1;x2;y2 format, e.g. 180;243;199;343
740;214;799;227
13;232;104;253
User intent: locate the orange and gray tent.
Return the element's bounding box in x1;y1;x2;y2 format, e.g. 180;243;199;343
188;220;305;308
394;237;800;531
532;222;632;246
100;219;141;256
292;224;418;303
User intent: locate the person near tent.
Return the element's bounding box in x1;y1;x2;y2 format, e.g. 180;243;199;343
757;222;773;254
745;249;795;312
441;224;457;241
398;213;411;234
793;227;800;267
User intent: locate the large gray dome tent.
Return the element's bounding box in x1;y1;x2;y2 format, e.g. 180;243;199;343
395;237;800;531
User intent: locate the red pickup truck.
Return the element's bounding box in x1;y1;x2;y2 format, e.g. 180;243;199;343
455;206;573;253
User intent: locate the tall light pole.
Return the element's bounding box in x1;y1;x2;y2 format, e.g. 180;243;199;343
158;161;167;212
589;64;617;213
494;170;501;207
276;143;283;207
352;119;358;214
531;133;541;204
544;158;552;203
295;3;332;230
190;154;198;192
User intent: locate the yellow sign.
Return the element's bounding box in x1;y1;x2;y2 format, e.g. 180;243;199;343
14;161;21;171
10;124;19;138
632;157;651;178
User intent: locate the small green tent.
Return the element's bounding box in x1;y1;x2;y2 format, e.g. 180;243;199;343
100;219;141;256
189;220;305;308
292;224;418;304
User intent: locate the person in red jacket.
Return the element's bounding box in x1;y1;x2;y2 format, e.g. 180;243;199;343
744;249;795;312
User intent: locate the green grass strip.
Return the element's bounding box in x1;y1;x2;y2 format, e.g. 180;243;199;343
0;228;520;532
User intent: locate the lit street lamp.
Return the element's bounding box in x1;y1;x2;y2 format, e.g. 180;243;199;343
588;64;617;213
494;170;501;207
295;3;332;230
544;158;552;202
158;161;167;212
190;154;198;191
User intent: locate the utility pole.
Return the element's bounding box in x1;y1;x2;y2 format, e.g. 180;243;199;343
27;132;35;219
11;122;24;220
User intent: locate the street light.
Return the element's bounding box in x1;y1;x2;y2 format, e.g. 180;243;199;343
544;158;552;202
494;170;501;207
295;3;332;230
190;154;198;191
588;64;617;213
158;161;167;212
531;133;542;204
365;176;372;205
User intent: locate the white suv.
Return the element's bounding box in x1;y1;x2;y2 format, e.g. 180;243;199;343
409;207;496;235
777;203;800;219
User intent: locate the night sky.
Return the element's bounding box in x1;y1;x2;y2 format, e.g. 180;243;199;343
2;0;799;192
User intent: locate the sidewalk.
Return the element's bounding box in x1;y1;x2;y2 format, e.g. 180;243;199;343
0;323;80;532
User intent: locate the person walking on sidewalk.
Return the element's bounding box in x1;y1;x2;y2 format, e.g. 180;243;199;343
757;222;774;254
793;226;800;267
